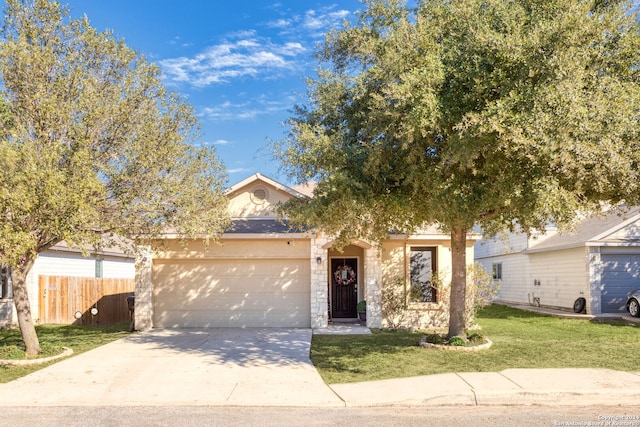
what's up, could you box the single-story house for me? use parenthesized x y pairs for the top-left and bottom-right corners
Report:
(474, 207), (640, 315)
(134, 173), (479, 330)
(0, 240), (135, 327)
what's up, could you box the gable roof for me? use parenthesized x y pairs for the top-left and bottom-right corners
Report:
(47, 234), (135, 259)
(526, 207), (640, 253)
(224, 173), (306, 199)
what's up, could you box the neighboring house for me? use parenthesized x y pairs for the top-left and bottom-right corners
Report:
(0, 241), (135, 328)
(474, 207), (640, 315)
(134, 173), (479, 330)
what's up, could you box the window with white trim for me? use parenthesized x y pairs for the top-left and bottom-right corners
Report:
(492, 262), (502, 280)
(95, 258), (104, 278)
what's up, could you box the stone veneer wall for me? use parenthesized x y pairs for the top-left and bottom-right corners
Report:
(134, 245), (153, 331)
(310, 235), (329, 328)
(364, 247), (382, 328)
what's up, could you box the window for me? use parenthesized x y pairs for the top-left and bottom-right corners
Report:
(409, 247), (437, 303)
(492, 263), (502, 280)
(95, 258), (104, 278)
(0, 266), (12, 299)
(250, 186), (268, 205)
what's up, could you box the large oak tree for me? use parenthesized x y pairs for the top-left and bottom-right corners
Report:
(275, 0), (640, 337)
(0, 0), (229, 354)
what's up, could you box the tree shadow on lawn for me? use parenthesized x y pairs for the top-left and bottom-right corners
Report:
(476, 304), (549, 320)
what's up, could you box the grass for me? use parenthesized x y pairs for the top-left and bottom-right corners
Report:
(2, 305), (639, 386)
(0, 323), (131, 383)
(311, 304), (640, 384)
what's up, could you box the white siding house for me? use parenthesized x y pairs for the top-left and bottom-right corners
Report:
(475, 208), (640, 315)
(0, 242), (135, 328)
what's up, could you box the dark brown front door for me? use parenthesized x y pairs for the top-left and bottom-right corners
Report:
(331, 258), (358, 318)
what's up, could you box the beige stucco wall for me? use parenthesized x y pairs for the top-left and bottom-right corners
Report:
(153, 238), (310, 260)
(227, 183), (292, 218)
(380, 238), (475, 330)
(136, 174), (480, 330)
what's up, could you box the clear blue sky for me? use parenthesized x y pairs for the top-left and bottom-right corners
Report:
(60, 0), (364, 186)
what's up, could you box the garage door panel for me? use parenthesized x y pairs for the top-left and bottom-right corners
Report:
(153, 258), (311, 327)
(157, 291), (309, 311)
(155, 305), (310, 328)
(601, 254), (640, 313)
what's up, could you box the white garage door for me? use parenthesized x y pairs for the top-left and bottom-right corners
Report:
(601, 254), (640, 313)
(152, 258), (311, 327)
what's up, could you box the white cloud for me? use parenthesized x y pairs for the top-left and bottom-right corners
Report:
(302, 7), (351, 31)
(266, 18), (291, 29)
(160, 36), (306, 87)
(159, 6), (352, 88)
(200, 96), (289, 122)
(303, 10), (324, 30)
(228, 167), (251, 175)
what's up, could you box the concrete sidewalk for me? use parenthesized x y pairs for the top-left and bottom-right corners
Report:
(330, 368), (640, 407)
(1, 328), (639, 407)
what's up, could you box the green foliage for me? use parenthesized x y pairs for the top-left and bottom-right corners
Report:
(0, 0), (229, 266)
(466, 262), (501, 326)
(448, 336), (466, 346)
(423, 333), (445, 345)
(311, 305), (640, 384)
(0, 323), (130, 383)
(467, 332), (485, 343)
(275, 0), (640, 338)
(422, 331), (486, 346)
(380, 277), (409, 329)
(0, 342), (61, 359)
(356, 300), (366, 312)
(0, 0), (229, 354)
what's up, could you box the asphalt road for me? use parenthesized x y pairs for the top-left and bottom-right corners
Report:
(2, 405), (640, 427)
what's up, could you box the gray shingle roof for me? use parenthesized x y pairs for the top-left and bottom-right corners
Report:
(226, 219), (308, 234)
(527, 207), (640, 253)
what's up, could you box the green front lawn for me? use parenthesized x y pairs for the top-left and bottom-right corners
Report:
(0, 323), (130, 383)
(311, 304), (640, 384)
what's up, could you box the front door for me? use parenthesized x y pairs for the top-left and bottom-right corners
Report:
(331, 258), (358, 318)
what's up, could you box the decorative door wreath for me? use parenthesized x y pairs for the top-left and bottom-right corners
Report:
(334, 264), (356, 286)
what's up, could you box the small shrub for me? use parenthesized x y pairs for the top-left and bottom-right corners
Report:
(381, 277), (409, 329)
(466, 263), (501, 327)
(0, 343), (65, 360)
(0, 345), (26, 360)
(467, 332), (485, 343)
(424, 333), (445, 345)
(448, 336), (466, 346)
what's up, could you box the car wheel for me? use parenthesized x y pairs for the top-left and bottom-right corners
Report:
(573, 297), (586, 314)
(629, 298), (640, 317)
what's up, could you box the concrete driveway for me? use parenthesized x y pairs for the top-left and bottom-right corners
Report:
(0, 328), (343, 407)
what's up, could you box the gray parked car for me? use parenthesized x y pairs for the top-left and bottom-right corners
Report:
(627, 290), (640, 317)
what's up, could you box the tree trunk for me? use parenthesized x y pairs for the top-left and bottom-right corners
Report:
(11, 259), (41, 355)
(448, 226), (467, 339)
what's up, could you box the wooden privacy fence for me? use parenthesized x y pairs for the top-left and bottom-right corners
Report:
(38, 276), (134, 326)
